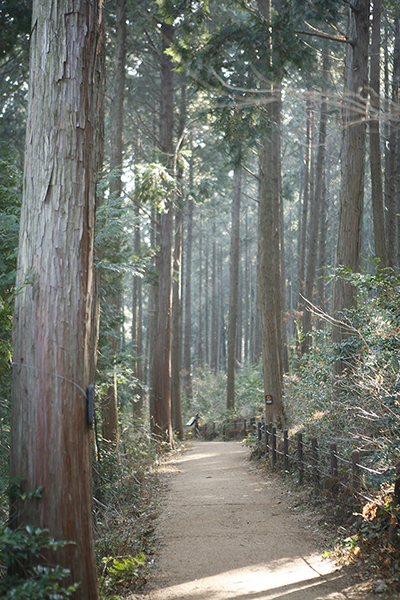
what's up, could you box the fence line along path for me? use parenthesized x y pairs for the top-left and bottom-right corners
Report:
(135, 440), (374, 600)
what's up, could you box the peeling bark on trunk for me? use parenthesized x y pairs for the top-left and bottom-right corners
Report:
(10, 2), (105, 597)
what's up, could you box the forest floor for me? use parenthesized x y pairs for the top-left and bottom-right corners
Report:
(130, 440), (393, 600)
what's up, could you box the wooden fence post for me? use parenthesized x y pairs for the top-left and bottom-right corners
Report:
(204, 423), (207, 440)
(272, 426), (277, 466)
(297, 432), (303, 484)
(265, 426), (269, 459)
(330, 442), (338, 478)
(213, 422), (216, 439)
(257, 422), (262, 445)
(283, 429), (289, 471)
(312, 437), (319, 490)
(243, 420), (246, 436)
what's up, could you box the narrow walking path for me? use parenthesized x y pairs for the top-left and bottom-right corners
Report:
(135, 441), (376, 600)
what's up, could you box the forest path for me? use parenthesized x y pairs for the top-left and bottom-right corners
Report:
(133, 440), (377, 600)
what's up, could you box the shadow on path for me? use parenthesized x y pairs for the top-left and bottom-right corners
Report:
(136, 441), (374, 600)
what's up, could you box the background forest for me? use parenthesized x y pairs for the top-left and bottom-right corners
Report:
(1, 0), (400, 598)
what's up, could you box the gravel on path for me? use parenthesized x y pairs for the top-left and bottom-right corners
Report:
(133, 440), (380, 600)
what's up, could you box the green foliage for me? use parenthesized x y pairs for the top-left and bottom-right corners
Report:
(0, 1), (32, 58)
(0, 479), (78, 600)
(285, 268), (400, 471)
(100, 553), (146, 596)
(93, 411), (163, 596)
(185, 362), (264, 424)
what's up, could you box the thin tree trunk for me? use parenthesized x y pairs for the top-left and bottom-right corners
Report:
(369, 0), (387, 269)
(204, 235), (209, 366)
(171, 208), (184, 438)
(302, 58), (328, 354)
(183, 192), (193, 397)
(211, 220), (217, 372)
(217, 247), (224, 371)
(197, 216), (203, 369)
(10, 2), (105, 596)
(171, 75), (186, 439)
(102, 0), (126, 451)
(280, 180), (289, 373)
(317, 151), (328, 321)
(227, 163), (242, 410)
(386, 18), (399, 268)
(148, 207), (158, 432)
(244, 212), (250, 362)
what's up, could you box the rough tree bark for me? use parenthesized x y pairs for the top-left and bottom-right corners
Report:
(10, 1), (105, 597)
(154, 22), (174, 443)
(332, 0), (369, 365)
(257, 0), (284, 423)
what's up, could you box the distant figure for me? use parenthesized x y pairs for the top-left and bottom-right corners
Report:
(186, 413), (200, 438)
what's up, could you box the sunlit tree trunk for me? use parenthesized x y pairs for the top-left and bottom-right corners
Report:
(10, 2), (105, 597)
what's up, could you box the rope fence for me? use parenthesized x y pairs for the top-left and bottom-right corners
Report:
(189, 417), (400, 510)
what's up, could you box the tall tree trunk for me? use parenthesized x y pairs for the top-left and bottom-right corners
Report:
(394, 18), (400, 269)
(148, 207), (158, 432)
(154, 22), (174, 443)
(132, 203), (143, 418)
(386, 17), (399, 268)
(183, 192), (193, 397)
(244, 212), (250, 362)
(204, 235), (209, 365)
(217, 247), (224, 371)
(171, 76), (186, 440)
(280, 181), (289, 373)
(317, 150), (328, 321)
(257, 0), (283, 424)
(302, 58), (328, 353)
(332, 0), (369, 367)
(297, 105), (312, 313)
(197, 216), (203, 369)
(211, 220), (217, 372)
(10, 2), (105, 596)
(101, 0), (126, 451)
(258, 90), (284, 424)
(227, 163), (242, 411)
(369, 0), (387, 269)
(171, 208), (184, 438)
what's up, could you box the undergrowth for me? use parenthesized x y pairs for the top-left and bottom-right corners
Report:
(93, 409), (171, 599)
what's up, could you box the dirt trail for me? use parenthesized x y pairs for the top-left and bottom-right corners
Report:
(134, 440), (378, 600)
